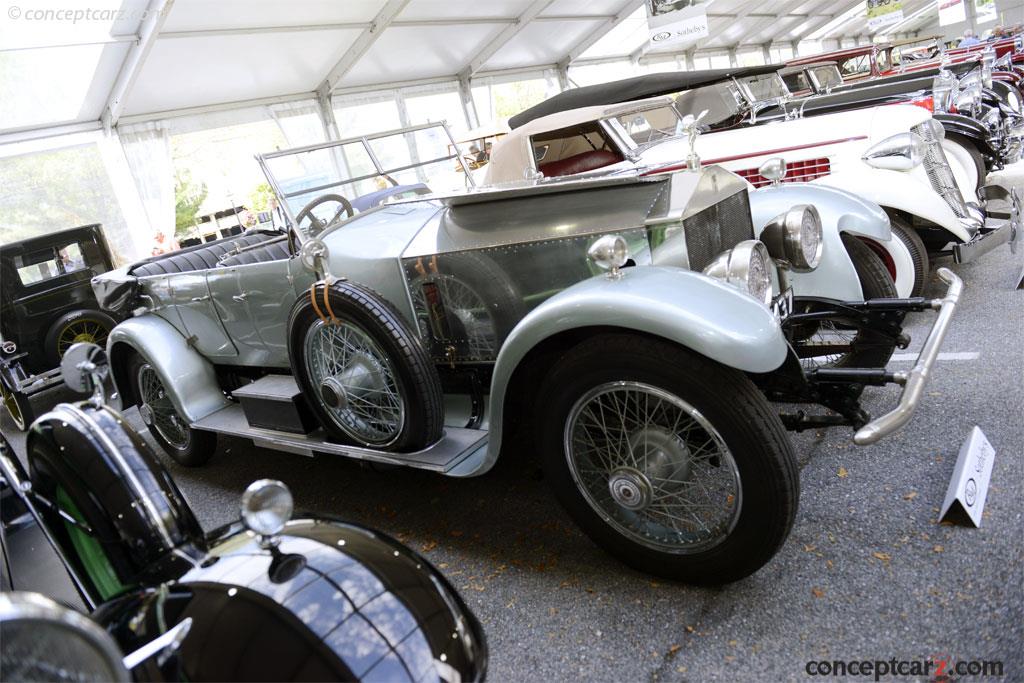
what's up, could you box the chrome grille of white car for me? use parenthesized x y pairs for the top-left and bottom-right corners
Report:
(683, 190), (756, 272)
(912, 122), (970, 218)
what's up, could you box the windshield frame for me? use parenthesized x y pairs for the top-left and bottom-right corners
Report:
(255, 121), (472, 244)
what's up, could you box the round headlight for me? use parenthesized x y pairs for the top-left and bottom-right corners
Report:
(587, 234), (629, 275)
(862, 132), (927, 171)
(241, 479), (293, 538)
(702, 240), (773, 306)
(759, 204), (823, 272)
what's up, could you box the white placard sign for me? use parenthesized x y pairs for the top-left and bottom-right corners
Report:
(938, 426), (996, 527)
(647, 0), (709, 48)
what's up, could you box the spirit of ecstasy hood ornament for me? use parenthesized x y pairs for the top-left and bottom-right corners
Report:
(681, 109), (708, 172)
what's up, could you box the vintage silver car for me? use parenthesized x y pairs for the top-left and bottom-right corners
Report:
(92, 123), (960, 584)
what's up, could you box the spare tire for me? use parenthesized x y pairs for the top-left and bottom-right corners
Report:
(27, 403), (205, 605)
(288, 281), (444, 451)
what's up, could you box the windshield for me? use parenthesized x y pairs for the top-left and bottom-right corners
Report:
(735, 73), (791, 104)
(611, 105), (685, 149)
(672, 81), (746, 128)
(258, 123), (470, 241)
(809, 65), (843, 91)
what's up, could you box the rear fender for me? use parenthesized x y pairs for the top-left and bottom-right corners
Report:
(453, 267), (788, 477)
(812, 169), (971, 243)
(107, 315), (228, 424)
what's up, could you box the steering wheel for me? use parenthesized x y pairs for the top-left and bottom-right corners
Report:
(295, 194), (355, 235)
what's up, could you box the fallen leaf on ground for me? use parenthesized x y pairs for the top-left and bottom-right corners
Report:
(903, 491), (918, 500)
(838, 467), (849, 478)
(933, 545), (944, 553)
(811, 587), (825, 598)
(873, 551), (892, 563)
(420, 540), (437, 552)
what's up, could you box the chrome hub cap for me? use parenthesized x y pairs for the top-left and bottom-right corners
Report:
(564, 381), (741, 554)
(608, 468), (652, 511)
(305, 320), (404, 446)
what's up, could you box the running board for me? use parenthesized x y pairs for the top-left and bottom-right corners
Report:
(191, 404), (488, 473)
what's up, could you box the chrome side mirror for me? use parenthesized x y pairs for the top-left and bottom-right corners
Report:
(60, 343), (109, 407)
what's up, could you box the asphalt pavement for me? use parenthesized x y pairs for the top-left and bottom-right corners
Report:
(3, 171), (1022, 682)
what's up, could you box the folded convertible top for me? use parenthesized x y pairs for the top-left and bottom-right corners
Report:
(508, 64), (782, 129)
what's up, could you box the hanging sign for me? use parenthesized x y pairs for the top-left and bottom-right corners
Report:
(647, 0), (709, 48)
(974, 0), (997, 23)
(938, 0), (966, 26)
(866, 0), (905, 30)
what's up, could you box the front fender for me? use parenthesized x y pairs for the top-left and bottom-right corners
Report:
(813, 168), (971, 242)
(457, 267), (788, 478)
(108, 315), (228, 423)
(749, 184), (888, 300)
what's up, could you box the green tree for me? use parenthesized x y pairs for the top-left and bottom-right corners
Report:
(174, 171), (207, 237)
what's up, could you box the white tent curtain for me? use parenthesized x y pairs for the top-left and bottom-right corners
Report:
(118, 121), (175, 245)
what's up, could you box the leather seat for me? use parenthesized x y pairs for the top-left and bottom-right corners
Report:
(128, 231), (282, 277)
(217, 238), (291, 267)
(539, 149), (623, 178)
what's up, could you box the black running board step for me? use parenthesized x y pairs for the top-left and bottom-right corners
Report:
(231, 375), (316, 434)
(192, 404), (488, 473)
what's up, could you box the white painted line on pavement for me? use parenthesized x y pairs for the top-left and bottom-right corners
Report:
(890, 351), (980, 362)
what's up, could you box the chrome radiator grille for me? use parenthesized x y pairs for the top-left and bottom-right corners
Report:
(912, 122), (969, 218)
(683, 190), (756, 272)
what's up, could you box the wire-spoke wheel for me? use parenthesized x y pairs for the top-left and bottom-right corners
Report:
(539, 334), (798, 584)
(44, 310), (117, 366)
(565, 381), (741, 553)
(1, 381), (31, 431)
(128, 355), (214, 467)
(794, 234), (899, 373)
(289, 281), (443, 452)
(304, 319), (406, 446)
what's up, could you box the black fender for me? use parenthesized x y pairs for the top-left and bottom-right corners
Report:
(934, 113), (1000, 162)
(26, 402), (204, 606)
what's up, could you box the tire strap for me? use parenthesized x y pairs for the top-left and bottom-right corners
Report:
(322, 284), (338, 323)
(309, 283), (327, 323)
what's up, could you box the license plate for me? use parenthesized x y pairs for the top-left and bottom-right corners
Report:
(772, 287), (793, 320)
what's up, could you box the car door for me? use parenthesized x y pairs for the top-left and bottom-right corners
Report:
(208, 257), (303, 368)
(167, 273), (238, 359)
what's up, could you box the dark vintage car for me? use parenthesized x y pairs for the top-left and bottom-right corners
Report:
(1, 224), (119, 429)
(0, 344), (486, 682)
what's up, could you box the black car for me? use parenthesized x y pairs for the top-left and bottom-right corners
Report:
(1, 224), (118, 429)
(0, 344), (487, 682)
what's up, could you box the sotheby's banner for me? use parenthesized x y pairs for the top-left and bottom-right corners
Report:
(975, 0), (997, 23)
(938, 0), (967, 26)
(866, 0), (905, 30)
(646, 0), (709, 48)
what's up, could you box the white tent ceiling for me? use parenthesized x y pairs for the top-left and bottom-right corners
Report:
(0, 0), (991, 141)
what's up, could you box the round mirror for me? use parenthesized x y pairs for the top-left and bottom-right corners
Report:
(298, 238), (330, 274)
(59, 343), (108, 394)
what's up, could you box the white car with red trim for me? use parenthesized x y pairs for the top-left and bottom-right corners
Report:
(488, 69), (1020, 297)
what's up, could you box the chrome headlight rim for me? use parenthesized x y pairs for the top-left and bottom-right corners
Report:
(759, 204), (824, 272)
(702, 239), (773, 306)
(861, 132), (927, 171)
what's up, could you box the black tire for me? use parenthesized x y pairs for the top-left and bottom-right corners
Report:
(946, 133), (986, 191)
(887, 214), (929, 298)
(408, 250), (524, 361)
(1, 381), (33, 431)
(289, 281), (443, 451)
(44, 309), (117, 366)
(537, 334), (799, 585)
(809, 235), (898, 372)
(127, 354), (216, 467)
